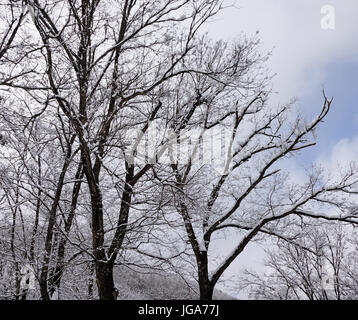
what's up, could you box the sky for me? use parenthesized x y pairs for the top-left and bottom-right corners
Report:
(203, 0), (358, 299)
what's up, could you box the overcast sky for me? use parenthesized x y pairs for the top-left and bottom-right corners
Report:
(203, 0), (358, 299)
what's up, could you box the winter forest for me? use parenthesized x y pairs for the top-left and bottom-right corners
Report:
(0, 0), (358, 301)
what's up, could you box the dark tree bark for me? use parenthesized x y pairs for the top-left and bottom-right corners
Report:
(95, 261), (117, 300)
(198, 252), (214, 300)
(48, 163), (83, 297)
(39, 135), (76, 300)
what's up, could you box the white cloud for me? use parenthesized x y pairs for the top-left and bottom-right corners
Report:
(281, 136), (358, 185)
(316, 135), (358, 173)
(204, 2), (358, 297)
(205, 0), (358, 101)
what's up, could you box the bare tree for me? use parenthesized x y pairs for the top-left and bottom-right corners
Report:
(0, 97), (87, 299)
(146, 69), (358, 299)
(2, 0), (227, 299)
(0, 0), (357, 301)
(0, 1), (27, 82)
(239, 223), (358, 300)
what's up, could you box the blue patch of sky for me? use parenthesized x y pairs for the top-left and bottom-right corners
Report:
(294, 59), (358, 166)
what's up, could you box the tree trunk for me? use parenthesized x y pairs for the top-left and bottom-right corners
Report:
(198, 257), (214, 301)
(199, 280), (214, 300)
(80, 142), (118, 300)
(48, 163), (83, 297)
(87, 262), (94, 300)
(95, 261), (117, 300)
